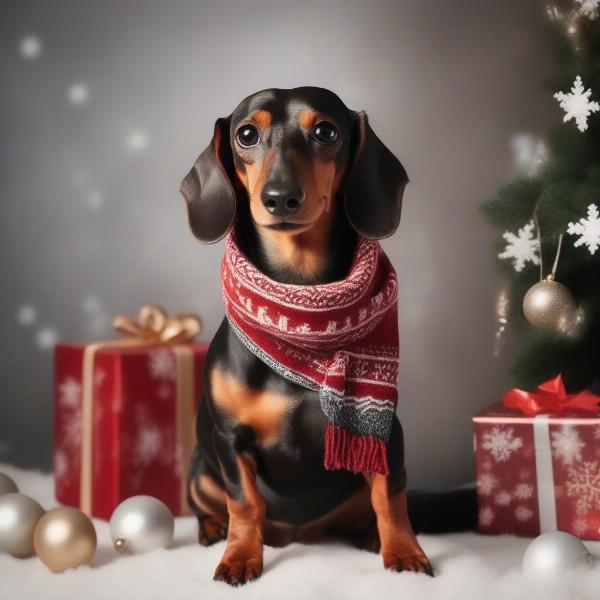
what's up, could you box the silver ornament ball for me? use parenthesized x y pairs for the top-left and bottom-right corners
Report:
(0, 493), (45, 558)
(523, 276), (576, 330)
(0, 472), (18, 497)
(109, 495), (174, 554)
(522, 531), (593, 580)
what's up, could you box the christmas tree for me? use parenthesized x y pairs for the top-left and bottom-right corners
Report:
(481, 0), (600, 391)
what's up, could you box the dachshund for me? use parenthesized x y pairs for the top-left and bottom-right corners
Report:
(180, 87), (475, 586)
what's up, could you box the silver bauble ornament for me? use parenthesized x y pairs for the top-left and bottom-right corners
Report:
(522, 531), (593, 580)
(0, 493), (45, 558)
(0, 472), (18, 496)
(523, 275), (576, 330)
(33, 506), (97, 572)
(109, 495), (174, 554)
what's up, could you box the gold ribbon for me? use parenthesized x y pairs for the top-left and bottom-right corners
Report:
(79, 305), (203, 516)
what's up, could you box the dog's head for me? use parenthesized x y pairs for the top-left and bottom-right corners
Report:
(180, 87), (408, 243)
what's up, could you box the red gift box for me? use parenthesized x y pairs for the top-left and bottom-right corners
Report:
(53, 305), (208, 520)
(473, 375), (600, 540)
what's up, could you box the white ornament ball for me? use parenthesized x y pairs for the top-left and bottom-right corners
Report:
(522, 531), (593, 580)
(109, 496), (174, 554)
(0, 472), (18, 496)
(0, 493), (45, 558)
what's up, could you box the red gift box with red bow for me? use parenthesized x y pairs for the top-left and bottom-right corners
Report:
(473, 375), (600, 540)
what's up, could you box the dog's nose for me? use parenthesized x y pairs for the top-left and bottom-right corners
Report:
(261, 182), (305, 217)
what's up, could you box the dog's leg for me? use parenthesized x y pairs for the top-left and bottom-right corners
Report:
(366, 419), (434, 576)
(212, 431), (265, 586)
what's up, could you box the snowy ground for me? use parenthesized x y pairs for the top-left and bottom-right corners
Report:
(1, 464), (599, 600)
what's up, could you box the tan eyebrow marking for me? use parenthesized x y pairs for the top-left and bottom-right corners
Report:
(249, 110), (272, 129)
(299, 110), (318, 129)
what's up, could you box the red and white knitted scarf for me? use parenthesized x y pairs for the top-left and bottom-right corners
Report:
(221, 232), (399, 475)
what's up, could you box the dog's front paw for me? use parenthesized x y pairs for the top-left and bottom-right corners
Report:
(213, 557), (262, 586)
(382, 551), (434, 576)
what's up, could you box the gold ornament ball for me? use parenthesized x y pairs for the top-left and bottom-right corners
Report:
(523, 277), (576, 330)
(0, 493), (45, 558)
(33, 507), (97, 573)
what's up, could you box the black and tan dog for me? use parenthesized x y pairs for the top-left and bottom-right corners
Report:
(180, 87), (474, 586)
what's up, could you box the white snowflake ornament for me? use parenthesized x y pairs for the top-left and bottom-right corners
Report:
(567, 203), (600, 254)
(498, 221), (540, 272)
(554, 76), (600, 132)
(482, 426), (523, 462)
(576, 0), (600, 19)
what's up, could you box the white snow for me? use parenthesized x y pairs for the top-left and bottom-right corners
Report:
(554, 76), (600, 133)
(1, 465), (600, 600)
(567, 203), (600, 255)
(498, 221), (540, 272)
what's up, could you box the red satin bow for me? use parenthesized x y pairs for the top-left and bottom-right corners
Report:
(502, 374), (600, 416)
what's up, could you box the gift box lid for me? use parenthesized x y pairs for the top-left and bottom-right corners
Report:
(473, 401), (600, 425)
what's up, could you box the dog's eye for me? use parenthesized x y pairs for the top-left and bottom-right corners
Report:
(236, 125), (259, 147)
(313, 121), (338, 144)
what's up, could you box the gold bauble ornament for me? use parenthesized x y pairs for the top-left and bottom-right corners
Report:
(33, 507), (96, 573)
(523, 275), (577, 331)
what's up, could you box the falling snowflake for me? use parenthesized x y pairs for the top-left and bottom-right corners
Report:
(573, 517), (589, 538)
(59, 377), (82, 408)
(567, 203), (600, 255)
(477, 473), (498, 496)
(515, 505), (534, 522)
(19, 35), (42, 60)
(576, 0), (600, 19)
(134, 425), (163, 466)
(126, 129), (149, 153)
(494, 491), (513, 507)
(482, 426), (523, 462)
(86, 190), (104, 210)
(554, 76), (600, 132)
(36, 326), (59, 350)
(551, 425), (585, 466)
(479, 506), (495, 527)
(513, 483), (534, 500)
(566, 461), (600, 514)
(511, 134), (548, 177)
(148, 348), (177, 381)
(67, 83), (90, 106)
(16, 304), (37, 326)
(498, 221), (540, 272)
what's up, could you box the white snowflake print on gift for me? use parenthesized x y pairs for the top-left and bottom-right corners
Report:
(59, 377), (82, 408)
(513, 483), (534, 500)
(477, 473), (498, 496)
(566, 461), (600, 514)
(498, 221), (540, 272)
(567, 204), (600, 255)
(482, 426), (523, 462)
(494, 491), (513, 507)
(148, 348), (177, 380)
(515, 505), (534, 522)
(479, 506), (495, 527)
(551, 425), (585, 466)
(134, 425), (163, 467)
(554, 76), (600, 132)
(573, 517), (589, 538)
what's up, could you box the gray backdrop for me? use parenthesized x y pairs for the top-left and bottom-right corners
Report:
(0, 0), (556, 490)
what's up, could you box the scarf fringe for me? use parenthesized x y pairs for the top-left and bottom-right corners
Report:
(324, 424), (389, 475)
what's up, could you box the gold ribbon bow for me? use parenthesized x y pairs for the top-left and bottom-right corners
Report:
(113, 304), (202, 344)
(79, 304), (202, 516)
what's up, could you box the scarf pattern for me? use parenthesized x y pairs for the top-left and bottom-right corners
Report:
(221, 232), (399, 474)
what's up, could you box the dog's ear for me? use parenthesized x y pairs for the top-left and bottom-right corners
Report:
(344, 111), (408, 239)
(180, 116), (236, 244)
